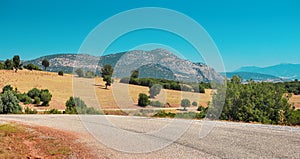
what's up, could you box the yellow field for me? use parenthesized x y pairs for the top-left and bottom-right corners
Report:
(1, 70), (299, 111)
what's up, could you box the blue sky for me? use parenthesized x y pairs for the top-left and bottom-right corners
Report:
(0, 0), (299, 71)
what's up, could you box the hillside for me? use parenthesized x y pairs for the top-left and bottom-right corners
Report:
(222, 72), (283, 82)
(235, 63), (300, 80)
(24, 48), (223, 82)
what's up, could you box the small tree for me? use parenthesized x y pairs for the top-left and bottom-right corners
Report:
(13, 55), (22, 72)
(0, 62), (5, 69)
(0, 91), (22, 114)
(149, 84), (162, 98)
(75, 68), (84, 77)
(138, 93), (149, 107)
(2, 85), (13, 93)
(4, 59), (14, 70)
(42, 59), (50, 71)
(130, 70), (139, 79)
(40, 89), (52, 106)
(192, 101), (198, 106)
(101, 65), (114, 89)
(58, 71), (64, 76)
(34, 96), (41, 105)
(181, 99), (191, 111)
(27, 88), (41, 98)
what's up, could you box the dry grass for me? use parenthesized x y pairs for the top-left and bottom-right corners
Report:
(290, 95), (300, 109)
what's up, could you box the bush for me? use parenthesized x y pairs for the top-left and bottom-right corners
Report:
(287, 109), (300, 125)
(138, 93), (149, 107)
(24, 63), (41, 71)
(2, 85), (13, 93)
(149, 84), (162, 98)
(149, 100), (164, 107)
(27, 88), (41, 98)
(75, 68), (84, 77)
(58, 71), (64, 76)
(153, 110), (176, 118)
(0, 91), (22, 114)
(46, 109), (62, 114)
(34, 96), (41, 105)
(197, 105), (205, 111)
(24, 107), (38, 114)
(192, 101), (198, 106)
(85, 71), (95, 78)
(181, 99), (191, 111)
(40, 89), (52, 106)
(17, 93), (32, 105)
(65, 96), (100, 114)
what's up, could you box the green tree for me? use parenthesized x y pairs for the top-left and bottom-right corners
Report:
(24, 63), (41, 71)
(65, 97), (88, 114)
(101, 65), (114, 89)
(58, 71), (64, 76)
(0, 91), (22, 114)
(4, 59), (14, 70)
(138, 93), (149, 107)
(42, 59), (50, 70)
(192, 101), (198, 106)
(75, 68), (84, 77)
(0, 62), (5, 69)
(181, 99), (191, 111)
(27, 88), (41, 98)
(2, 85), (13, 93)
(13, 55), (22, 72)
(85, 71), (95, 78)
(149, 84), (162, 98)
(40, 89), (52, 106)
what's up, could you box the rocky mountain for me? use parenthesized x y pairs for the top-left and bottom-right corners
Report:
(235, 63), (300, 80)
(24, 48), (223, 82)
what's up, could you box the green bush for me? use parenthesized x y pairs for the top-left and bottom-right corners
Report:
(287, 109), (300, 125)
(192, 101), (198, 106)
(153, 110), (176, 118)
(17, 93), (32, 105)
(181, 99), (191, 111)
(0, 91), (22, 114)
(138, 93), (149, 107)
(46, 109), (62, 114)
(40, 89), (52, 106)
(2, 85), (13, 93)
(24, 63), (41, 71)
(34, 96), (41, 105)
(65, 96), (101, 114)
(24, 107), (38, 114)
(149, 100), (164, 107)
(27, 88), (41, 98)
(58, 71), (64, 76)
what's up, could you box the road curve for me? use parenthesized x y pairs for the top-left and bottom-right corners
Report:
(0, 115), (299, 159)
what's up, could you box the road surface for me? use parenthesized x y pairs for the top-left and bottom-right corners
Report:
(0, 115), (299, 158)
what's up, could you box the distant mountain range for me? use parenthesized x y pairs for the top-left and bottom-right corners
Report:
(221, 72), (283, 82)
(235, 63), (300, 81)
(24, 48), (223, 82)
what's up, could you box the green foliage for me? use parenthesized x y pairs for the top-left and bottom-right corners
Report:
(181, 99), (191, 111)
(4, 59), (14, 70)
(192, 101), (198, 106)
(149, 84), (162, 98)
(34, 96), (41, 105)
(17, 93), (32, 104)
(45, 109), (62, 114)
(130, 70), (139, 79)
(138, 93), (149, 107)
(0, 62), (4, 69)
(40, 89), (52, 106)
(27, 88), (41, 98)
(101, 64), (114, 89)
(24, 63), (41, 71)
(0, 91), (22, 114)
(65, 97), (101, 114)
(24, 107), (38, 114)
(287, 109), (300, 125)
(149, 100), (164, 107)
(2, 85), (13, 93)
(210, 76), (295, 124)
(13, 55), (22, 72)
(42, 59), (50, 70)
(75, 68), (84, 77)
(58, 71), (64, 76)
(276, 80), (300, 95)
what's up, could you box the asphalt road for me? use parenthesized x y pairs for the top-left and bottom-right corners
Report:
(0, 115), (299, 159)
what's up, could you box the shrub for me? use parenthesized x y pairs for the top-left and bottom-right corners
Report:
(197, 105), (206, 111)
(149, 84), (162, 98)
(40, 89), (52, 106)
(0, 91), (22, 114)
(24, 107), (38, 114)
(75, 68), (84, 77)
(34, 96), (41, 105)
(58, 71), (64, 76)
(153, 110), (176, 118)
(65, 96), (100, 114)
(17, 93), (32, 104)
(138, 93), (149, 107)
(85, 71), (95, 78)
(149, 100), (164, 107)
(24, 63), (41, 71)
(46, 109), (62, 114)
(2, 85), (13, 93)
(181, 99), (191, 111)
(27, 88), (41, 98)
(192, 101), (198, 107)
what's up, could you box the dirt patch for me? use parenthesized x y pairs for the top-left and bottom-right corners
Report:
(0, 122), (97, 158)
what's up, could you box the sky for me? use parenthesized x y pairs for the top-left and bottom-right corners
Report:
(0, 0), (300, 72)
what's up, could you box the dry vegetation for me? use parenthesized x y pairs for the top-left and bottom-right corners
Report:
(0, 70), (299, 112)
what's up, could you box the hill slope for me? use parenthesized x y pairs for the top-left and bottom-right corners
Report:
(24, 49), (223, 82)
(236, 64), (300, 80)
